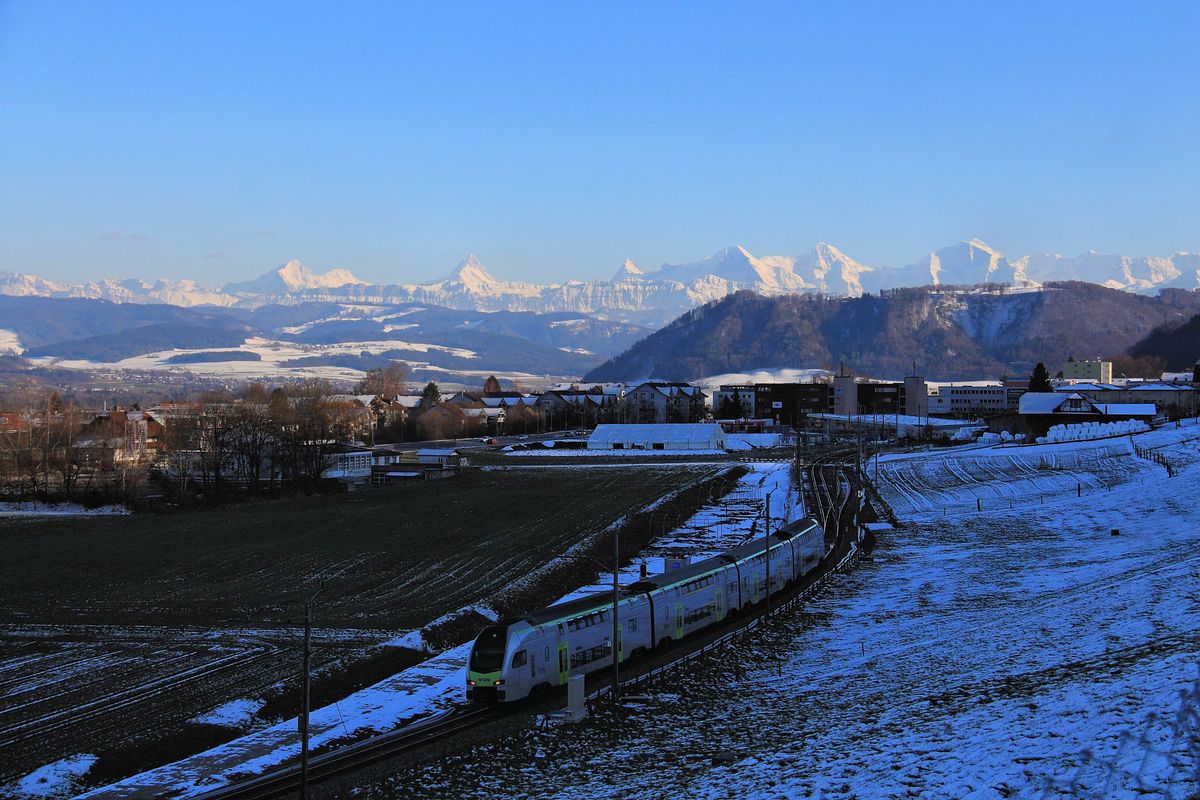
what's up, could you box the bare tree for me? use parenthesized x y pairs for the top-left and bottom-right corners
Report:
(47, 405), (85, 500)
(356, 362), (409, 400)
(229, 402), (275, 492)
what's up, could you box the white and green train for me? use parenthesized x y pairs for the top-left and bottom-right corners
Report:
(466, 517), (826, 703)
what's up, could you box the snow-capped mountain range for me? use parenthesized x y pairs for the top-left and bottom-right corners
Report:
(3, 242), (1196, 328)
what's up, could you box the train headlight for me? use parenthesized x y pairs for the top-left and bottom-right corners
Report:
(467, 680), (476, 686)
(494, 679), (504, 685)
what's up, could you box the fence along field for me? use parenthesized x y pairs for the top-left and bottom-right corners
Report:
(0, 466), (716, 789)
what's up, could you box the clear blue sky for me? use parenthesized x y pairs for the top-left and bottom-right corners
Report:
(1, 1), (1197, 285)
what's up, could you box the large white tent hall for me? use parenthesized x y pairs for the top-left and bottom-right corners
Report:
(586, 423), (727, 451)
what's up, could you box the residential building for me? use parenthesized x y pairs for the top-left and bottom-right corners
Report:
(538, 389), (612, 429)
(625, 382), (707, 424)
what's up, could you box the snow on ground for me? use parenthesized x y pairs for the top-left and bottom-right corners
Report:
(9, 754), (96, 799)
(0, 501), (129, 517)
(82, 461), (797, 799)
(505, 447), (727, 457)
(378, 424), (1200, 799)
(77, 645), (472, 799)
(557, 462), (799, 604)
(190, 699), (262, 728)
(22, 336), (480, 384)
(695, 367), (831, 388)
(0, 328), (22, 354)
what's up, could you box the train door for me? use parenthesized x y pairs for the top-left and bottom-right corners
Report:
(716, 587), (724, 621)
(557, 642), (569, 685)
(674, 603), (684, 639)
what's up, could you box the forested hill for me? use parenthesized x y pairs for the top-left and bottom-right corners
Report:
(584, 283), (1200, 382)
(1129, 311), (1200, 370)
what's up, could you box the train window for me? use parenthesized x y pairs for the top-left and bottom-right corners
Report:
(511, 650), (527, 668)
(558, 623), (564, 635)
(544, 647), (550, 661)
(628, 618), (637, 632)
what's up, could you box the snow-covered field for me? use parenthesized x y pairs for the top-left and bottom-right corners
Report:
(371, 425), (1200, 799)
(23, 335), (478, 384)
(0, 328), (22, 354)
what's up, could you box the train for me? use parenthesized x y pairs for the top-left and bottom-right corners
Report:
(466, 516), (827, 703)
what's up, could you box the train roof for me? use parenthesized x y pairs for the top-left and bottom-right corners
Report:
(716, 535), (781, 564)
(516, 517), (824, 624)
(522, 591), (625, 626)
(780, 517), (821, 537)
(625, 553), (734, 592)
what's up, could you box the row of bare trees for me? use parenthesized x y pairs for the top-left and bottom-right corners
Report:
(0, 378), (370, 505)
(0, 386), (141, 502)
(158, 381), (368, 501)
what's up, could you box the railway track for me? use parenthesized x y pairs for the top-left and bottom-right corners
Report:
(166, 451), (866, 800)
(189, 706), (497, 800)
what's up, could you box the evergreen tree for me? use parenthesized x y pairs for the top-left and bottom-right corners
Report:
(483, 375), (502, 393)
(421, 381), (440, 405)
(1029, 362), (1053, 392)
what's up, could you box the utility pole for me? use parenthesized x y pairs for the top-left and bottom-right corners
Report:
(611, 524), (621, 703)
(855, 427), (863, 535)
(764, 489), (775, 618)
(300, 580), (324, 800)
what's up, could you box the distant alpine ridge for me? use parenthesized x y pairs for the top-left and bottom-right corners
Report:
(3, 241), (1197, 328)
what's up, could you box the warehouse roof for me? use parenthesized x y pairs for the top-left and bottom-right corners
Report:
(587, 423), (726, 447)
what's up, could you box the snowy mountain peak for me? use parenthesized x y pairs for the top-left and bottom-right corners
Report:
(798, 242), (873, 296)
(613, 259), (644, 280)
(225, 260), (366, 294)
(443, 255), (500, 292)
(963, 238), (1000, 254)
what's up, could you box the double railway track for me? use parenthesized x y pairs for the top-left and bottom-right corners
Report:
(170, 450), (866, 800)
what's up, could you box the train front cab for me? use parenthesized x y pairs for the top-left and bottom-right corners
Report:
(467, 624), (508, 703)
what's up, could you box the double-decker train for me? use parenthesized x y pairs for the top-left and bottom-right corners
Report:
(466, 516), (826, 703)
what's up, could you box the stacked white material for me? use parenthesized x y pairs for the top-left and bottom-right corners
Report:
(952, 426), (987, 442)
(1034, 419), (1150, 445)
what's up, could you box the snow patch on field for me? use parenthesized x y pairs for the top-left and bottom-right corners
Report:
(506, 448), (727, 457)
(191, 699), (262, 728)
(10, 754), (96, 798)
(0, 501), (129, 517)
(23, 335), (479, 383)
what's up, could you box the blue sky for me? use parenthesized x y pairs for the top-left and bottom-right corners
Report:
(1, 1), (1197, 285)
